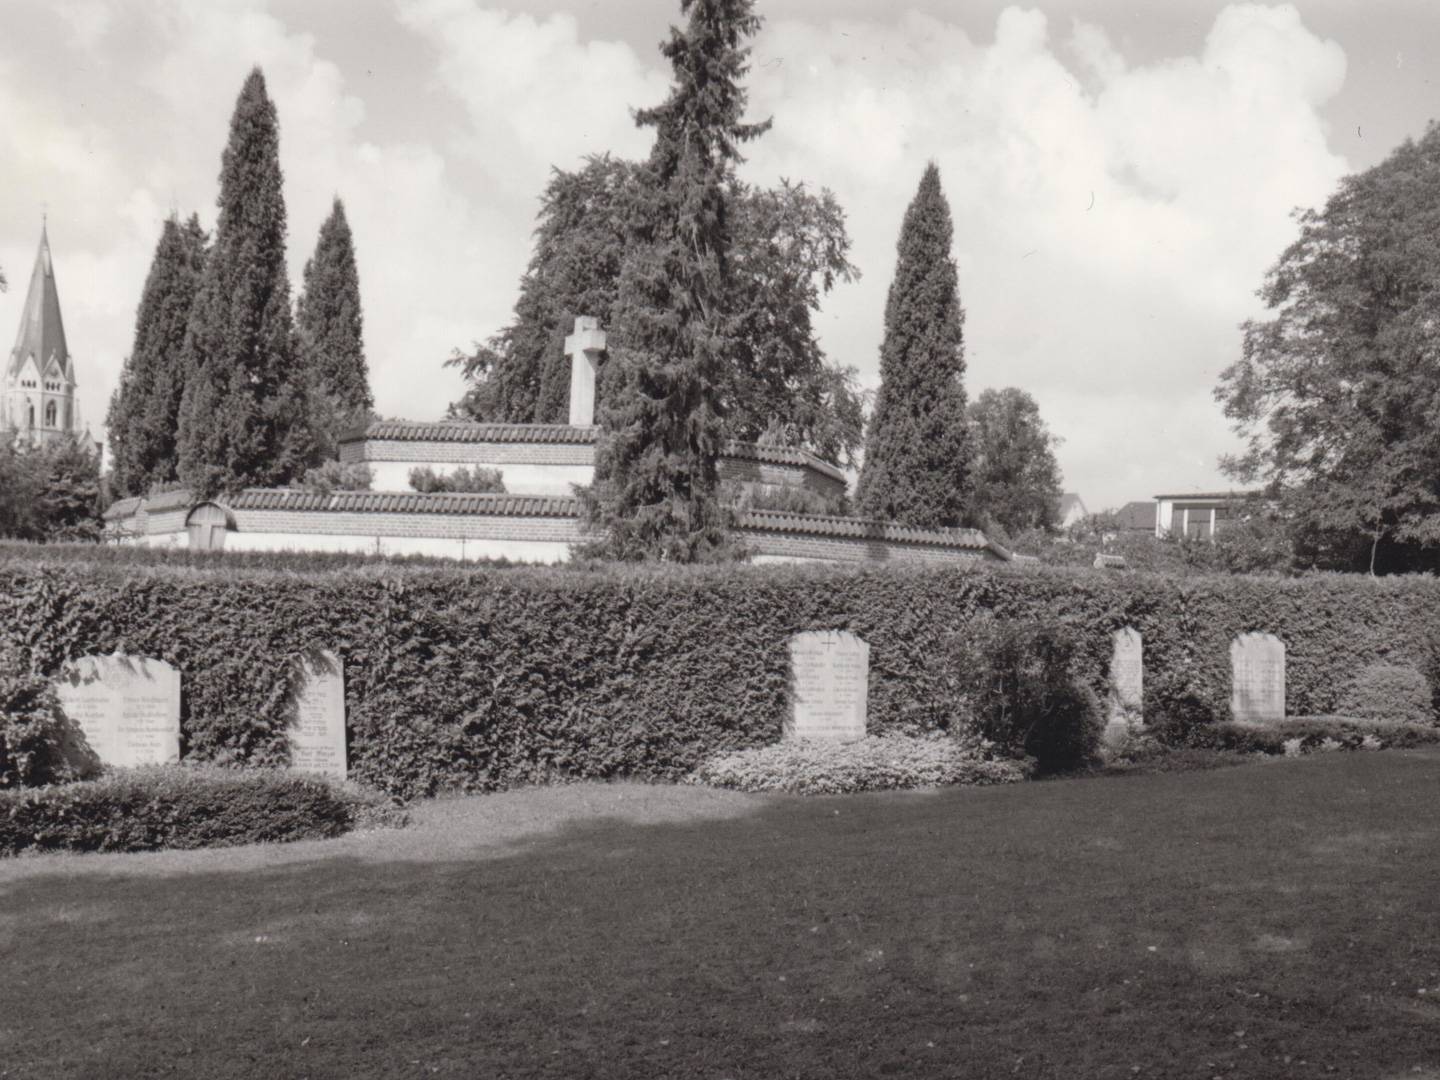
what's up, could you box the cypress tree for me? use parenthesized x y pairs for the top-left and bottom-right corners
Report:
(855, 163), (972, 527)
(177, 68), (315, 499)
(106, 214), (207, 496)
(581, 0), (770, 561)
(297, 197), (373, 453)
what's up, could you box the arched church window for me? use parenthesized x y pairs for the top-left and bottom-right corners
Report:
(27, 403), (35, 428)
(44, 401), (57, 427)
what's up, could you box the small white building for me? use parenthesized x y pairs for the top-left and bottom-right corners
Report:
(1154, 490), (1263, 540)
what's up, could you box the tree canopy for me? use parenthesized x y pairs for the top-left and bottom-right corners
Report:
(449, 158), (863, 467)
(106, 214), (208, 497)
(177, 68), (315, 499)
(581, 0), (773, 561)
(1217, 123), (1440, 573)
(855, 163), (972, 528)
(0, 435), (102, 542)
(297, 197), (373, 455)
(967, 387), (1063, 537)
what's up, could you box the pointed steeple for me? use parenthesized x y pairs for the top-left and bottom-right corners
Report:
(8, 223), (71, 383)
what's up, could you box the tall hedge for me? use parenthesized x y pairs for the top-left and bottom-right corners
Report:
(2, 548), (1438, 797)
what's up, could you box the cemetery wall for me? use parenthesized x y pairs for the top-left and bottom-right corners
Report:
(5, 551), (1440, 796)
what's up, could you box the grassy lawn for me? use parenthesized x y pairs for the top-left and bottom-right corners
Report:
(3, 752), (1440, 1079)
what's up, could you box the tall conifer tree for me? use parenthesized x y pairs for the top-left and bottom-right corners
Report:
(581, 0), (770, 561)
(855, 163), (972, 527)
(106, 214), (208, 496)
(297, 197), (373, 454)
(177, 68), (315, 498)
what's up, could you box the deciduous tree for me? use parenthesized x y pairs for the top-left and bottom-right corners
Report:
(967, 387), (1063, 537)
(1217, 123), (1440, 574)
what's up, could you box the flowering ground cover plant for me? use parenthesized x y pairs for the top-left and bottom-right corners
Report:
(689, 734), (1029, 794)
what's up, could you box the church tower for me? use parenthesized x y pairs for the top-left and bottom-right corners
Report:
(4, 223), (84, 446)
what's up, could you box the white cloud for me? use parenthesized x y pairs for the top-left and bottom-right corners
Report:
(741, 3), (1349, 506)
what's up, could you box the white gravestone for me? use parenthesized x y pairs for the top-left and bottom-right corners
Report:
(1104, 627), (1144, 745)
(54, 654), (181, 767)
(786, 631), (869, 742)
(290, 651), (347, 780)
(1231, 632), (1285, 723)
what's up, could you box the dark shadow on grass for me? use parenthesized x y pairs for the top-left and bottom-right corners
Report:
(3, 751), (1440, 1079)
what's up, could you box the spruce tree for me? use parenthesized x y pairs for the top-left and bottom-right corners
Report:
(106, 214), (207, 496)
(581, 0), (770, 561)
(855, 163), (972, 527)
(297, 197), (373, 454)
(177, 68), (315, 499)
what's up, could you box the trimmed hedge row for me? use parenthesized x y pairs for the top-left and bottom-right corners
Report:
(0, 766), (400, 855)
(4, 547), (1440, 796)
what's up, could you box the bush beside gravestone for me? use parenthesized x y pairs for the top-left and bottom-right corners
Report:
(1336, 663), (1434, 727)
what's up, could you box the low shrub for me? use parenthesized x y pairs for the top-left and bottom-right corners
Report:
(0, 765), (404, 855)
(689, 735), (1030, 795)
(1143, 671), (1221, 747)
(968, 621), (1104, 773)
(1211, 716), (1440, 756)
(296, 460), (374, 495)
(408, 465), (506, 494)
(1336, 663), (1434, 726)
(0, 657), (94, 789)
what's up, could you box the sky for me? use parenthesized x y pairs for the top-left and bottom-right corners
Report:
(3, 0), (1439, 511)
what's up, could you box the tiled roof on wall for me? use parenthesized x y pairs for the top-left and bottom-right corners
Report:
(228, 490), (582, 517)
(342, 421), (599, 445)
(736, 509), (1009, 557)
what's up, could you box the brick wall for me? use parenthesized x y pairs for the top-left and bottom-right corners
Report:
(743, 530), (991, 565)
(341, 439), (595, 466)
(717, 458), (847, 501)
(231, 508), (582, 543)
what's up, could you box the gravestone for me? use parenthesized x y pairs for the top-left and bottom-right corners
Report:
(53, 654), (181, 767)
(1104, 627), (1144, 745)
(289, 651), (347, 780)
(786, 631), (869, 742)
(1231, 632), (1285, 723)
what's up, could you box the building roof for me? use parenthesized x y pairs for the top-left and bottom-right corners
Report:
(102, 495), (145, 522)
(8, 225), (71, 382)
(735, 508), (1009, 557)
(1112, 500), (1156, 531)
(226, 489), (583, 517)
(1152, 489), (1263, 501)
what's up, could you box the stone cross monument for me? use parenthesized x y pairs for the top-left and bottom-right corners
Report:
(564, 316), (607, 427)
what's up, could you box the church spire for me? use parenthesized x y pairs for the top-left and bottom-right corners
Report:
(8, 222), (71, 383)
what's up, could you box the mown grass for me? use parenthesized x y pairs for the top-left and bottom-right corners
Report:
(3, 752), (1439, 1079)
